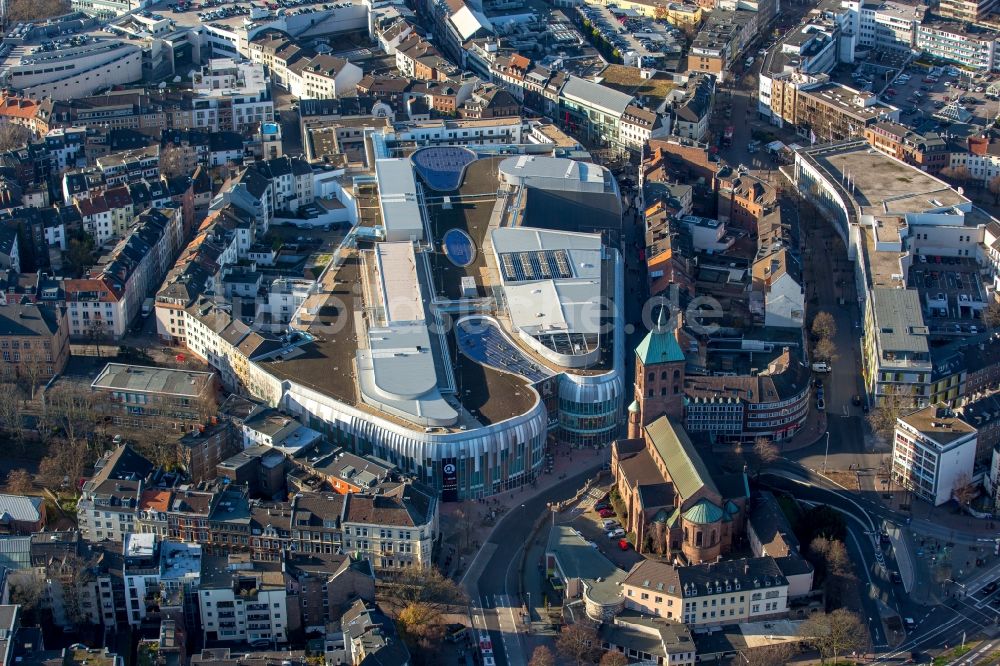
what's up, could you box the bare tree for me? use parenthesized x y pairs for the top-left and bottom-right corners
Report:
(753, 436), (780, 477)
(812, 311), (836, 340)
(41, 385), (98, 453)
(989, 175), (1000, 204)
(940, 165), (972, 190)
(866, 385), (914, 442)
(36, 437), (90, 493)
(814, 338), (838, 363)
(5, 0), (69, 23)
(85, 318), (108, 358)
(5, 468), (34, 495)
(449, 506), (476, 552)
(0, 382), (25, 445)
(19, 350), (47, 401)
(54, 553), (96, 627)
(529, 646), (556, 666)
(0, 124), (30, 152)
(599, 651), (629, 666)
(557, 624), (601, 666)
(119, 425), (180, 470)
(8, 571), (45, 612)
(649, 518), (667, 556)
(952, 471), (978, 507)
(984, 300), (1000, 330)
(800, 609), (868, 664)
(389, 569), (467, 657)
(742, 642), (799, 666)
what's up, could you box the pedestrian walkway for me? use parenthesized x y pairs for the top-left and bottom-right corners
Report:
(780, 407), (827, 453)
(441, 445), (609, 582)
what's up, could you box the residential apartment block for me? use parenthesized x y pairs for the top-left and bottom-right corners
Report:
(892, 404), (978, 506)
(198, 554), (287, 645)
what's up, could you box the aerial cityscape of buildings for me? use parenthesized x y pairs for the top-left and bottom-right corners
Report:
(0, 0), (995, 662)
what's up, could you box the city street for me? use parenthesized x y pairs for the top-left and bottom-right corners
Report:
(465, 462), (607, 666)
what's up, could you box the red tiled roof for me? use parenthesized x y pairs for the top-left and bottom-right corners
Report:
(0, 97), (41, 120)
(140, 489), (172, 512)
(76, 195), (109, 217)
(64, 278), (121, 302)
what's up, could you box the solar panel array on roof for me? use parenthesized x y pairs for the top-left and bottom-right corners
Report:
(499, 250), (573, 282)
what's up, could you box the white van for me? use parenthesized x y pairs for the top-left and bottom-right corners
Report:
(745, 56), (754, 67)
(811, 362), (832, 373)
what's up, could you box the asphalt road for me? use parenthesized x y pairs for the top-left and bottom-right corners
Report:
(760, 471), (894, 649)
(763, 463), (1000, 661)
(471, 463), (606, 666)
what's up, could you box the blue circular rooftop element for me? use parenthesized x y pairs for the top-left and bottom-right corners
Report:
(443, 228), (476, 267)
(411, 146), (477, 191)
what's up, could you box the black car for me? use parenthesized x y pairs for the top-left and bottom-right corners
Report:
(984, 580), (999, 594)
(891, 571), (902, 584)
(852, 394), (862, 406)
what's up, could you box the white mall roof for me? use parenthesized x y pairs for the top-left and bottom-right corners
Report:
(492, 227), (603, 339)
(375, 242), (422, 323)
(499, 155), (612, 194)
(376, 159), (424, 242)
(357, 242), (458, 427)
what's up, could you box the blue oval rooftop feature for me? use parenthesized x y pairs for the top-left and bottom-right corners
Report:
(443, 228), (476, 268)
(411, 146), (477, 191)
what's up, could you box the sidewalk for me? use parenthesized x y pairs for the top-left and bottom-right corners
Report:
(780, 407), (827, 453)
(440, 444), (610, 582)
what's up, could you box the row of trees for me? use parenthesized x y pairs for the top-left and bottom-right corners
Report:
(0, 382), (221, 496)
(378, 568), (468, 664)
(3, 0), (68, 23)
(811, 311), (838, 364)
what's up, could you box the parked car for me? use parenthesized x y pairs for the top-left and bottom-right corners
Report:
(602, 519), (620, 530)
(598, 508), (614, 518)
(594, 501), (609, 511)
(811, 362), (832, 373)
(618, 538), (631, 551)
(852, 394), (862, 406)
(817, 398), (826, 411)
(607, 528), (626, 538)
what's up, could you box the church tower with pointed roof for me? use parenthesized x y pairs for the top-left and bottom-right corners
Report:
(633, 306), (686, 427)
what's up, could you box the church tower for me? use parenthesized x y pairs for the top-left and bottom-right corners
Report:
(627, 400), (641, 439)
(633, 306), (686, 426)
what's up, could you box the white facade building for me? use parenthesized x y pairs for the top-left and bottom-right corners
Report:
(892, 405), (978, 506)
(199, 556), (287, 644)
(191, 59), (275, 133)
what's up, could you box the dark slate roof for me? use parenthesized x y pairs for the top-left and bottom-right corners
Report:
(0, 303), (62, 336)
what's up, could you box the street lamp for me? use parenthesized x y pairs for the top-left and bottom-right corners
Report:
(823, 431), (831, 474)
